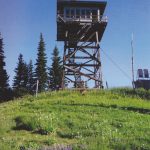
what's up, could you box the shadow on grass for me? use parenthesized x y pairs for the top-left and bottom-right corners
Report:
(13, 116), (31, 131)
(13, 116), (53, 135)
(59, 103), (150, 115)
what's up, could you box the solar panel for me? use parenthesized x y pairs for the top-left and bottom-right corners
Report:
(144, 69), (149, 78)
(137, 69), (144, 78)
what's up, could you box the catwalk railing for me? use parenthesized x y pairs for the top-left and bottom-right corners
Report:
(57, 14), (108, 23)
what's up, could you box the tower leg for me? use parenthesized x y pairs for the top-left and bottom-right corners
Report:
(95, 31), (103, 88)
(61, 31), (68, 89)
(61, 43), (66, 89)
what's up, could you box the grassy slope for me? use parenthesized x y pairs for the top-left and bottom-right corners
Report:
(0, 90), (150, 150)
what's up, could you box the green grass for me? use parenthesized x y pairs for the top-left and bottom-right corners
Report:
(0, 89), (150, 150)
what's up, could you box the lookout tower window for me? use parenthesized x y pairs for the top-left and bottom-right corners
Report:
(81, 9), (86, 19)
(86, 9), (91, 19)
(70, 9), (75, 18)
(76, 9), (80, 18)
(66, 8), (70, 18)
(64, 7), (100, 21)
(92, 9), (98, 21)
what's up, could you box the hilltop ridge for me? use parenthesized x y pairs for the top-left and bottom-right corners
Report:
(0, 88), (150, 150)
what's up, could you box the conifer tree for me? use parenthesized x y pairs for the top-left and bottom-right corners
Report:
(13, 54), (28, 96)
(28, 60), (34, 93)
(35, 33), (48, 92)
(49, 46), (62, 90)
(0, 33), (10, 101)
(23, 62), (29, 89)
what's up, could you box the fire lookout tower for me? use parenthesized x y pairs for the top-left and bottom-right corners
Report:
(57, 0), (107, 88)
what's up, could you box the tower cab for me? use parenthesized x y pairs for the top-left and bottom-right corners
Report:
(57, 0), (107, 42)
(57, 0), (107, 23)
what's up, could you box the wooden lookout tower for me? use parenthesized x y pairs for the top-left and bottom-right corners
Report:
(57, 0), (108, 88)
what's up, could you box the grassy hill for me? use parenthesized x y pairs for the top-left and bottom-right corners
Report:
(0, 89), (150, 150)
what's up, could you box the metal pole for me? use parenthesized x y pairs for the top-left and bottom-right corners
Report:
(131, 33), (135, 89)
(106, 81), (109, 89)
(36, 80), (39, 98)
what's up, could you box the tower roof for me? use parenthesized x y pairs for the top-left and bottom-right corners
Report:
(57, 0), (107, 16)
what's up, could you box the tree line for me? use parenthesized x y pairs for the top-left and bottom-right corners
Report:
(0, 33), (63, 102)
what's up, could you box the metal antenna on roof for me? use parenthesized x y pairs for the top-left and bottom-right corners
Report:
(131, 33), (135, 89)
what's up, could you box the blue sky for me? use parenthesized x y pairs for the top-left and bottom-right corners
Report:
(0, 0), (150, 88)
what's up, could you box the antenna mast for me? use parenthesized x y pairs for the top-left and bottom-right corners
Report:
(131, 33), (135, 89)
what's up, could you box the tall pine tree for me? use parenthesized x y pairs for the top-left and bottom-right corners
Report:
(49, 46), (62, 90)
(28, 60), (34, 93)
(23, 62), (28, 89)
(0, 33), (10, 101)
(13, 54), (28, 96)
(35, 33), (47, 92)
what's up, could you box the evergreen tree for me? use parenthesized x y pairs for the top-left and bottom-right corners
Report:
(0, 33), (10, 101)
(0, 33), (9, 89)
(28, 60), (35, 93)
(23, 62), (28, 89)
(35, 33), (48, 92)
(13, 54), (28, 96)
(49, 46), (62, 90)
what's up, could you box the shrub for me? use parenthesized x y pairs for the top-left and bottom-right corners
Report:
(57, 131), (79, 139)
(15, 113), (56, 135)
(20, 141), (40, 150)
(65, 119), (74, 129)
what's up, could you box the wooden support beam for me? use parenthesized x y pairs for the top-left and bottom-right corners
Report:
(64, 65), (101, 82)
(66, 64), (100, 67)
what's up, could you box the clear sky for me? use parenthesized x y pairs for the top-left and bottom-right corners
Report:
(0, 0), (150, 88)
